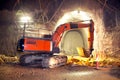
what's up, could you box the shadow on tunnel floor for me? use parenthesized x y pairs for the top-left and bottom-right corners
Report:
(109, 67), (120, 79)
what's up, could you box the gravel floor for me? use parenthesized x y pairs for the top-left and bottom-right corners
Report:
(0, 63), (120, 80)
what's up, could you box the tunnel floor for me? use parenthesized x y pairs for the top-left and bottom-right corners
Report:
(0, 63), (120, 80)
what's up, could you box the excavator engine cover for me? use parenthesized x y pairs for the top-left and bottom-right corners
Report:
(17, 37), (52, 52)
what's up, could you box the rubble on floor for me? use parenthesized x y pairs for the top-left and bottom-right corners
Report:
(0, 54), (19, 64)
(67, 55), (120, 68)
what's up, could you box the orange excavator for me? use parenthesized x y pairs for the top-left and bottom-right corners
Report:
(17, 20), (94, 68)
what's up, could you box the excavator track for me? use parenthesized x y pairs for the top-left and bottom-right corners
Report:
(19, 53), (67, 68)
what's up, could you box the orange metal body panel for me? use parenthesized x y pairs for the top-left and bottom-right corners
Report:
(24, 38), (51, 52)
(52, 23), (70, 47)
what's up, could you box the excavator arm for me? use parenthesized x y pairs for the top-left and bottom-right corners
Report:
(52, 20), (94, 53)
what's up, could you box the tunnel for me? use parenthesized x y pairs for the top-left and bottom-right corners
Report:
(60, 29), (89, 56)
(0, 0), (120, 59)
(54, 10), (93, 56)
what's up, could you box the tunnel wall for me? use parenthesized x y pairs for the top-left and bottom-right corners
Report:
(0, 23), (19, 56)
(101, 8), (120, 57)
(0, 10), (21, 56)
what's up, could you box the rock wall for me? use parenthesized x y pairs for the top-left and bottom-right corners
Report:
(0, 24), (20, 56)
(102, 8), (120, 57)
(0, 10), (21, 56)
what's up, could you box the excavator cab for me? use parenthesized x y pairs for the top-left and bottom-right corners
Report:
(17, 38), (24, 52)
(43, 34), (52, 38)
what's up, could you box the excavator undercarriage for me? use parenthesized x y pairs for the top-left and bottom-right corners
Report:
(19, 53), (67, 68)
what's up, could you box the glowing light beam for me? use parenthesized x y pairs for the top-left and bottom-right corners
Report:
(55, 10), (91, 29)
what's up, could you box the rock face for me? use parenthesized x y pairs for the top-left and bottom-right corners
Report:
(102, 9), (120, 57)
(0, 10), (21, 56)
(0, 23), (20, 56)
(0, 0), (120, 58)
